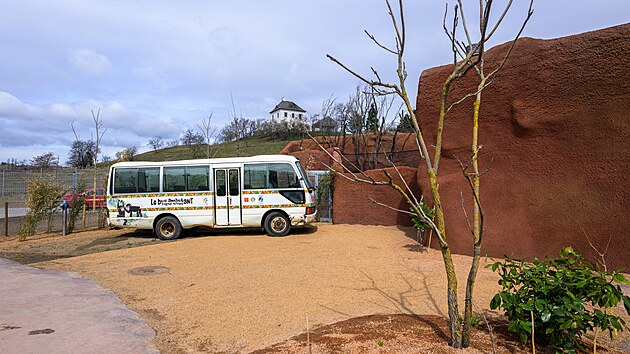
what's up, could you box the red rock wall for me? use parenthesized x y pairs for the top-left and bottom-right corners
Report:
(415, 24), (630, 269)
(332, 166), (420, 227)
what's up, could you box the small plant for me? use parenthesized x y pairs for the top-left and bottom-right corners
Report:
(18, 177), (65, 240)
(315, 172), (334, 221)
(488, 247), (630, 352)
(67, 179), (86, 234)
(410, 202), (435, 233)
(376, 340), (384, 347)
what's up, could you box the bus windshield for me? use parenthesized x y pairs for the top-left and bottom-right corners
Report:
(296, 161), (313, 190)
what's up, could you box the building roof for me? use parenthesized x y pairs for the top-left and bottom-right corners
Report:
(269, 99), (306, 114)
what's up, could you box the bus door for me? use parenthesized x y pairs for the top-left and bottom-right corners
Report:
(214, 167), (242, 226)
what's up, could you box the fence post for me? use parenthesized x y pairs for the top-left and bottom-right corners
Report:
(4, 202), (8, 236)
(1, 170), (4, 197)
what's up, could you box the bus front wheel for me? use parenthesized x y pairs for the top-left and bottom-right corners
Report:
(155, 216), (182, 240)
(264, 212), (291, 236)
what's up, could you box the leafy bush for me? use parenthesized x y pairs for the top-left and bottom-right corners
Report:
(488, 247), (630, 352)
(315, 172), (334, 221)
(18, 177), (65, 240)
(66, 179), (86, 234)
(410, 202), (435, 232)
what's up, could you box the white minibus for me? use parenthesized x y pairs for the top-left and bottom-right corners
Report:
(106, 155), (316, 239)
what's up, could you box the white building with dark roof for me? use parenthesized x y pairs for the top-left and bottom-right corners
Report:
(269, 98), (306, 123)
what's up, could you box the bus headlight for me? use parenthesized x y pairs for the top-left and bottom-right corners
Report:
(306, 206), (316, 215)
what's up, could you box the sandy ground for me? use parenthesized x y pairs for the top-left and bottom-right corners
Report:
(0, 228), (162, 264)
(35, 224), (507, 353)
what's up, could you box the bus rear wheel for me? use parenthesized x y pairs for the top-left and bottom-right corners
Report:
(155, 216), (182, 240)
(264, 212), (291, 236)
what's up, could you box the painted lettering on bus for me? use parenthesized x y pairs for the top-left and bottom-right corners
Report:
(150, 198), (194, 206)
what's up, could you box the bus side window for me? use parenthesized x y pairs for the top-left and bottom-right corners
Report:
(268, 163), (298, 189)
(229, 169), (239, 196)
(216, 170), (226, 197)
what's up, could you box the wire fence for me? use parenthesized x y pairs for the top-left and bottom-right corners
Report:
(0, 168), (109, 197)
(0, 168), (109, 238)
(1, 201), (106, 237)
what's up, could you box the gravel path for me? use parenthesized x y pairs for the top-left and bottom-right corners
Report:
(37, 224), (503, 353)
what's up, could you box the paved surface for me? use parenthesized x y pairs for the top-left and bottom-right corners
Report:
(0, 207), (29, 219)
(0, 257), (157, 354)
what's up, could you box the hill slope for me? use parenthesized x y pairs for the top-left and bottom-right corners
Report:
(133, 137), (295, 162)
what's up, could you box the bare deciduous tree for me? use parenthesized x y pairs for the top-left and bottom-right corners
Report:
(197, 113), (219, 158)
(149, 136), (164, 151)
(319, 0), (533, 348)
(31, 152), (59, 169)
(91, 108), (106, 213)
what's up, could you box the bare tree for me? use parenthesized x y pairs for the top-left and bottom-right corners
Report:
(148, 136), (164, 151)
(31, 152), (59, 169)
(180, 128), (205, 158)
(197, 113), (219, 158)
(166, 139), (180, 147)
(320, 0), (533, 348)
(69, 121), (96, 168)
(91, 109), (106, 213)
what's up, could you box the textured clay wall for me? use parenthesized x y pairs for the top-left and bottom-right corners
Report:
(414, 24), (630, 269)
(332, 166), (420, 227)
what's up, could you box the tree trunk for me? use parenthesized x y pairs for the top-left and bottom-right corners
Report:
(428, 170), (463, 348)
(462, 82), (484, 347)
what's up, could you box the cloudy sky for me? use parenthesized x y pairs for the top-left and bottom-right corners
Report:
(0, 0), (628, 164)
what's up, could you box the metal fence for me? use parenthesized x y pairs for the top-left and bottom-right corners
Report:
(0, 168), (109, 197)
(1, 201), (106, 237)
(0, 168), (109, 238)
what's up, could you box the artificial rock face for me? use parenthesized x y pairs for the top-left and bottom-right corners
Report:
(414, 24), (630, 269)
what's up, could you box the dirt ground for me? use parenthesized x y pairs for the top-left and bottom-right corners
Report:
(2, 224), (628, 353)
(0, 227), (164, 264)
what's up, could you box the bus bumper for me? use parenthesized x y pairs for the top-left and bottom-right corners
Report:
(290, 211), (317, 226)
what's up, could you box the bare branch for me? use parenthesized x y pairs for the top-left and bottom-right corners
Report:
(486, 0), (534, 80)
(384, 0), (404, 54)
(365, 30), (397, 54)
(485, 0), (514, 41)
(370, 197), (415, 215)
(70, 120), (80, 141)
(460, 191), (474, 234)
(383, 152), (420, 206)
(326, 54), (400, 96)
(457, 0), (473, 46)
(583, 229), (611, 272)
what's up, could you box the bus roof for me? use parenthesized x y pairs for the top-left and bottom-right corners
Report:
(109, 154), (299, 168)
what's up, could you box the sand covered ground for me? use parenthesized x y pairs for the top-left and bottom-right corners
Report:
(35, 224), (509, 353)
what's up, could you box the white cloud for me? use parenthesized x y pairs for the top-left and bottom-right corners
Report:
(67, 48), (112, 75)
(0, 0), (628, 163)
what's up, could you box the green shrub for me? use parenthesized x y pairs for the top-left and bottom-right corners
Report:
(410, 202), (435, 232)
(18, 177), (65, 240)
(488, 247), (630, 352)
(67, 180), (86, 234)
(315, 172), (334, 221)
